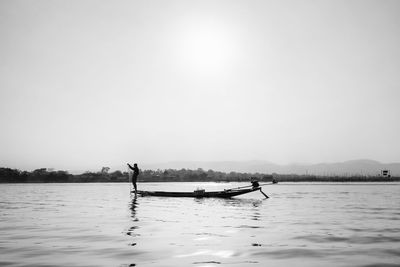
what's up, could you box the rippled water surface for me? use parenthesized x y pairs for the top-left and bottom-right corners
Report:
(1, 182), (400, 267)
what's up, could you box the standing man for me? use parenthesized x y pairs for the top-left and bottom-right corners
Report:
(127, 163), (140, 194)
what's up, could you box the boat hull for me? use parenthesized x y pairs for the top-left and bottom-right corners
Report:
(134, 187), (261, 198)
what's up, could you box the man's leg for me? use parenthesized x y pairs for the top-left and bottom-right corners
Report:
(133, 178), (137, 194)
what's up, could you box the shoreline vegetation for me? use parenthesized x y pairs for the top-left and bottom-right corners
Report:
(0, 167), (399, 183)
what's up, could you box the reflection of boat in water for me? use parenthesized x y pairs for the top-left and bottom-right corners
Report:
(133, 181), (271, 198)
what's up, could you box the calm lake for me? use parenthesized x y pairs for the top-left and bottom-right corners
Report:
(1, 182), (399, 267)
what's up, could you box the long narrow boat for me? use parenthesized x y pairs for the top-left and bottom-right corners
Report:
(133, 181), (270, 198)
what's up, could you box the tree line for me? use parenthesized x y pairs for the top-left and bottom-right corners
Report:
(0, 167), (398, 183)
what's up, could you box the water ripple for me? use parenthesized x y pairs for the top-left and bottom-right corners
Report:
(1, 183), (400, 267)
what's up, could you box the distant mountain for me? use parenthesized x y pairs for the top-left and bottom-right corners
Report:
(141, 159), (400, 176)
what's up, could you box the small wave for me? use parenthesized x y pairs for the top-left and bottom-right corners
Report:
(252, 248), (329, 258)
(294, 234), (400, 244)
(346, 227), (400, 233)
(193, 261), (221, 264)
(175, 249), (235, 259)
(238, 225), (263, 229)
(356, 264), (400, 267)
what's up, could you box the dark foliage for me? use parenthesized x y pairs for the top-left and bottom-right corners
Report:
(0, 167), (398, 183)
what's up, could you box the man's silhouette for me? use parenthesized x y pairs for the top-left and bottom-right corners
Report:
(127, 163), (140, 194)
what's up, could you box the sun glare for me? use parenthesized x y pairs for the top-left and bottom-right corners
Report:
(176, 21), (238, 75)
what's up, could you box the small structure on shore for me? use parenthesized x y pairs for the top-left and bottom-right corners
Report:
(381, 170), (391, 178)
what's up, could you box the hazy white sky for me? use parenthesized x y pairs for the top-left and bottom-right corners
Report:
(1, 0), (399, 171)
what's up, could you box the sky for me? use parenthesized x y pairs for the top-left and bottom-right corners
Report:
(1, 0), (400, 172)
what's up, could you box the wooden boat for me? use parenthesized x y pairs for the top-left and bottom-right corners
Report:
(133, 181), (270, 198)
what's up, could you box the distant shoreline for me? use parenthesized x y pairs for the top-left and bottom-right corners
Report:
(1, 167), (398, 183)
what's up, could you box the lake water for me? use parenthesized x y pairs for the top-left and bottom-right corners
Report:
(1, 182), (399, 267)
